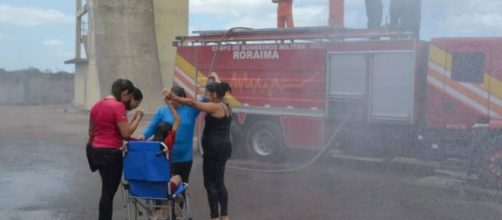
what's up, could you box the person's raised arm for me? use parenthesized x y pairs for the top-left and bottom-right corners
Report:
(141, 108), (162, 140)
(165, 99), (180, 131)
(163, 88), (220, 115)
(208, 72), (221, 83)
(117, 109), (144, 139)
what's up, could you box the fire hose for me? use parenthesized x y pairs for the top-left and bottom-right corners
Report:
(226, 118), (347, 173)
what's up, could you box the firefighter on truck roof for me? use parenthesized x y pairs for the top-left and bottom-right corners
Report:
(390, 0), (422, 38)
(365, 0), (383, 29)
(273, 0), (294, 28)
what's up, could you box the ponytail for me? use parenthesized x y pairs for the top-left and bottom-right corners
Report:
(220, 82), (232, 94)
(206, 81), (232, 99)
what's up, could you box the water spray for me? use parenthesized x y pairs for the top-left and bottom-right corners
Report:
(226, 118), (347, 173)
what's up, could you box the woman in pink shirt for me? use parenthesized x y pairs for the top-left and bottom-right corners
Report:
(88, 79), (144, 220)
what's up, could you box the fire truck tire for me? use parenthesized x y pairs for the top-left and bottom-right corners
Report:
(478, 135), (502, 188)
(246, 121), (285, 161)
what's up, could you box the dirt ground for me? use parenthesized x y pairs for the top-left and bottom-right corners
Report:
(1, 104), (502, 220)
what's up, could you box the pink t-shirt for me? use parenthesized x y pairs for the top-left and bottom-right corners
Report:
(90, 97), (128, 148)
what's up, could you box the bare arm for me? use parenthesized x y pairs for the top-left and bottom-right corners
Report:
(117, 110), (144, 139)
(165, 99), (180, 131)
(163, 89), (221, 115)
(208, 72), (221, 83)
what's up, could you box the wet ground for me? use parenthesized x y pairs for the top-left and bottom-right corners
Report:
(1, 105), (502, 220)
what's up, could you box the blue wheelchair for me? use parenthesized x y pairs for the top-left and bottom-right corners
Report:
(121, 141), (192, 220)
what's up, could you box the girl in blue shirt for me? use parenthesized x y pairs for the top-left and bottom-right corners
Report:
(140, 86), (200, 183)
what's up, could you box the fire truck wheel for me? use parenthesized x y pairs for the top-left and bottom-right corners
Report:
(479, 135), (502, 188)
(246, 121), (285, 161)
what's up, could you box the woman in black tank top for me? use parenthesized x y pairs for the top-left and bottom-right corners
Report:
(202, 102), (232, 159)
(164, 82), (232, 220)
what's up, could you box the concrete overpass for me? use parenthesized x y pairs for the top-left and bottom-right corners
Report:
(65, 0), (188, 112)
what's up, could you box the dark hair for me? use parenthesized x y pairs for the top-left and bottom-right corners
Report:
(220, 82), (232, 93)
(171, 86), (187, 98)
(111, 79), (135, 100)
(132, 87), (143, 101)
(152, 122), (173, 141)
(206, 82), (231, 99)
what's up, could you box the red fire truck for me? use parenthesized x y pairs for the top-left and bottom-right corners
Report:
(171, 26), (502, 184)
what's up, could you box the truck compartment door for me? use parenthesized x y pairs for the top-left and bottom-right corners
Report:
(329, 53), (367, 97)
(328, 53), (369, 122)
(370, 52), (415, 123)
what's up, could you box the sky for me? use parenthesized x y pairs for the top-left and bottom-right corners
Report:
(0, 0), (500, 72)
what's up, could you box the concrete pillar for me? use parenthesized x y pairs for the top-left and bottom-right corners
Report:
(85, 0), (101, 109)
(90, 0), (164, 112)
(153, 0), (189, 89)
(70, 0), (188, 112)
(74, 64), (87, 108)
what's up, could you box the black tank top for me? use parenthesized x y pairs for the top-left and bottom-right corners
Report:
(202, 103), (232, 143)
